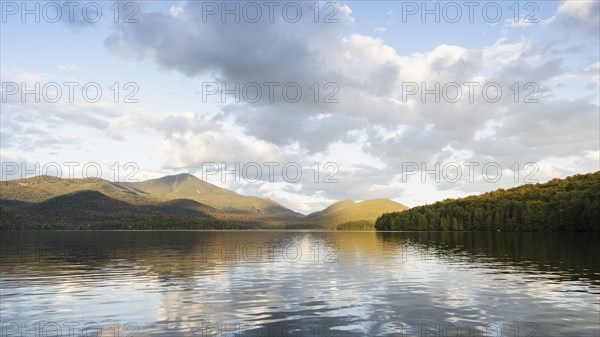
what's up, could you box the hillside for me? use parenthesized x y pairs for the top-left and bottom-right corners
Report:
(0, 190), (242, 230)
(0, 173), (409, 229)
(148, 199), (216, 218)
(122, 173), (303, 220)
(375, 171), (600, 232)
(0, 174), (303, 222)
(0, 176), (156, 204)
(304, 198), (409, 228)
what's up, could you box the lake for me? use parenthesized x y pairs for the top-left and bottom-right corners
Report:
(1, 231), (599, 336)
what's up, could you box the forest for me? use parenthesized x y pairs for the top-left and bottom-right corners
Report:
(375, 172), (600, 231)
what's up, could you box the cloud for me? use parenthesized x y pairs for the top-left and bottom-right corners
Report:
(155, 117), (281, 169)
(546, 0), (600, 36)
(106, 1), (354, 83)
(2, 0), (590, 212)
(105, 4), (596, 153)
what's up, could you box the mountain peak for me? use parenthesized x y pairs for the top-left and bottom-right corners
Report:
(123, 173), (302, 219)
(152, 173), (202, 186)
(304, 198), (407, 227)
(175, 172), (195, 178)
(170, 172), (198, 180)
(330, 199), (356, 209)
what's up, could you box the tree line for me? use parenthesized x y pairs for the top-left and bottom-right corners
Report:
(375, 172), (600, 231)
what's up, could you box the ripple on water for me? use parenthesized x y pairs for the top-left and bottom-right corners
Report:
(1, 231), (599, 336)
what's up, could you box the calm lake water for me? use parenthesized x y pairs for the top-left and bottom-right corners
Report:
(1, 231), (599, 337)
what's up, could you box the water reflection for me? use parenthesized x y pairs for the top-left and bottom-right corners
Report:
(1, 231), (598, 336)
(376, 232), (600, 285)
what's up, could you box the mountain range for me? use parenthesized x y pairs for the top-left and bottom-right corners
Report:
(0, 173), (408, 230)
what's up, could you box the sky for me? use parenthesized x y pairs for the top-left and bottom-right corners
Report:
(1, 0), (599, 214)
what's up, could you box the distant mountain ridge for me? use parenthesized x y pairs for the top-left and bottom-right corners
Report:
(0, 189), (242, 230)
(0, 173), (408, 229)
(122, 173), (302, 219)
(0, 176), (154, 204)
(304, 198), (409, 228)
(3, 172), (598, 231)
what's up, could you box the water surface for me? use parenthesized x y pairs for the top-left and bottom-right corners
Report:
(1, 231), (599, 336)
